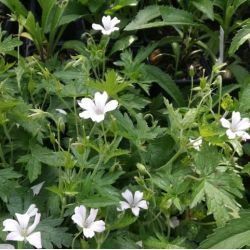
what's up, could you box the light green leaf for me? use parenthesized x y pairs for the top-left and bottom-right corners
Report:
(142, 65), (185, 106)
(160, 6), (195, 25)
(110, 35), (137, 55)
(239, 83), (250, 112)
(108, 214), (137, 230)
(192, 0), (214, 20)
(229, 24), (250, 55)
(124, 5), (161, 31)
(37, 218), (72, 248)
(199, 210), (250, 248)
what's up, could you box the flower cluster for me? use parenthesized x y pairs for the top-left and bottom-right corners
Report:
(3, 204), (42, 249)
(71, 189), (148, 239)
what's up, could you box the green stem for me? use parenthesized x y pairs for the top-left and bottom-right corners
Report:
(3, 124), (13, 165)
(188, 75), (194, 107)
(72, 231), (82, 249)
(157, 148), (185, 171)
(73, 97), (79, 138)
(17, 241), (24, 249)
(91, 154), (104, 178)
(218, 77), (222, 115)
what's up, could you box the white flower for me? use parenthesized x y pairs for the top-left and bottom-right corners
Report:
(55, 109), (67, 115)
(189, 137), (202, 151)
(3, 204), (42, 249)
(220, 111), (250, 141)
(117, 189), (148, 216)
(71, 205), (105, 238)
(78, 91), (118, 123)
(169, 216), (180, 229)
(31, 181), (45, 196)
(92, 15), (120, 35)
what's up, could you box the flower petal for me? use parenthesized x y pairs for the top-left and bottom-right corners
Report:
(226, 129), (236, 139)
(72, 205), (87, 228)
(231, 111), (241, 129)
(110, 17), (120, 27)
(25, 204), (38, 217)
(27, 213), (41, 235)
(131, 207), (140, 216)
(92, 23), (104, 31)
(89, 220), (105, 233)
(79, 111), (92, 120)
(137, 200), (148, 210)
(134, 191), (143, 204)
(121, 189), (133, 204)
(236, 118), (250, 131)
(6, 231), (24, 241)
(83, 228), (95, 238)
(15, 213), (30, 229)
(102, 16), (111, 29)
(26, 231), (42, 249)
(94, 92), (108, 111)
(220, 118), (231, 129)
(104, 100), (118, 113)
(117, 201), (130, 211)
(78, 98), (95, 111)
(86, 208), (98, 225)
(3, 219), (20, 232)
(91, 113), (105, 123)
(31, 182), (45, 196)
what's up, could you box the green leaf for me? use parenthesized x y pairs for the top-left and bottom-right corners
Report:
(110, 35), (137, 55)
(89, 70), (131, 96)
(192, 0), (214, 20)
(108, 213), (137, 230)
(79, 196), (120, 208)
(193, 145), (222, 176)
(142, 65), (185, 106)
(125, 5), (195, 31)
(160, 6), (195, 25)
(199, 210), (250, 248)
(0, 35), (22, 55)
(0, 0), (27, 16)
(239, 83), (250, 112)
(25, 156), (42, 183)
(0, 168), (22, 202)
(37, 218), (72, 248)
(229, 24), (250, 55)
(124, 5), (161, 31)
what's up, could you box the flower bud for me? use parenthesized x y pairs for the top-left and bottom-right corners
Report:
(136, 163), (147, 174)
(189, 65), (195, 77)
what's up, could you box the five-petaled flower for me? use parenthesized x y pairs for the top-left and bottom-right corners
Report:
(3, 204), (42, 249)
(117, 189), (148, 216)
(92, 15), (120, 35)
(71, 205), (105, 238)
(189, 137), (202, 151)
(78, 91), (118, 123)
(220, 111), (250, 141)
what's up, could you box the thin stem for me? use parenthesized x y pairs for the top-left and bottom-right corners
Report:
(188, 75), (194, 108)
(3, 124), (13, 165)
(157, 148), (185, 171)
(91, 154), (104, 177)
(101, 122), (107, 145)
(71, 231), (82, 249)
(73, 97), (79, 138)
(218, 77), (222, 115)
